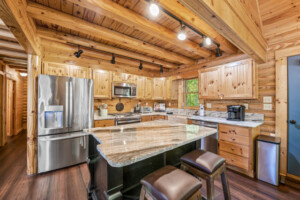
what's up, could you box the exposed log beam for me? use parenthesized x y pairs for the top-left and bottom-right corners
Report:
(0, 49), (27, 59)
(67, 0), (212, 58)
(41, 39), (164, 71)
(0, 28), (17, 42)
(0, 19), (8, 29)
(0, 0), (41, 55)
(179, 0), (267, 63)
(0, 57), (27, 65)
(0, 39), (25, 52)
(26, 2), (194, 65)
(154, 0), (237, 55)
(37, 27), (178, 69)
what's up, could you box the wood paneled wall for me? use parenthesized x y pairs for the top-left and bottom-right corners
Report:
(22, 77), (27, 129)
(0, 62), (5, 147)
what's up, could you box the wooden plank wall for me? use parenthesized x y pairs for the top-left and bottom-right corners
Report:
(0, 61), (5, 146)
(22, 77), (27, 129)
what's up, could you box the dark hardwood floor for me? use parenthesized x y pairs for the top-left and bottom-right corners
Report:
(0, 131), (300, 200)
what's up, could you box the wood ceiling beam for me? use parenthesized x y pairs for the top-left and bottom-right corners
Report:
(179, 0), (267, 63)
(154, 0), (237, 55)
(0, 57), (27, 65)
(0, 39), (25, 52)
(0, 0), (41, 55)
(0, 49), (27, 59)
(41, 39), (164, 71)
(67, 0), (212, 58)
(26, 2), (194, 65)
(37, 27), (178, 69)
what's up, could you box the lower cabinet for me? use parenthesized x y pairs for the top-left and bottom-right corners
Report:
(141, 115), (167, 122)
(94, 119), (115, 127)
(218, 124), (260, 178)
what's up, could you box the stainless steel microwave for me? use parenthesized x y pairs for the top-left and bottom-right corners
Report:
(112, 82), (137, 98)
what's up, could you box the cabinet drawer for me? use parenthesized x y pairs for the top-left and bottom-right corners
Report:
(219, 124), (250, 137)
(219, 141), (249, 158)
(219, 132), (249, 145)
(142, 116), (152, 122)
(94, 119), (115, 127)
(219, 151), (249, 170)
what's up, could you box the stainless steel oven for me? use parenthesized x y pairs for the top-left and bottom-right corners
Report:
(112, 82), (137, 98)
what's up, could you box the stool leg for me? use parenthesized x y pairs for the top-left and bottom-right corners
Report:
(206, 176), (215, 200)
(139, 186), (146, 200)
(221, 168), (231, 200)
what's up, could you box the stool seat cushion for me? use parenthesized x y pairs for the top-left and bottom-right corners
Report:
(181, 150), (225, 174)
(141, 165), (202, 200)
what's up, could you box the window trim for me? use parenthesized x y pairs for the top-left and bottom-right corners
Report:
(184, 78), (199, 109)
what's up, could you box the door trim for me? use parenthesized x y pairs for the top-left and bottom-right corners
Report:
(275, 45), (300, 180)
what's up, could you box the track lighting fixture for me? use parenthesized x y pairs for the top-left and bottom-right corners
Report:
(139, 61), (143, 70)
(149, 3), (160, 17)
(216, 46), (222, 57)
(111, 54), (115, 64)
(199, 37), (212, 47)
(177, 22), (186, 41)
(74, 46), (83, 58)
(160, 65), (163, 73)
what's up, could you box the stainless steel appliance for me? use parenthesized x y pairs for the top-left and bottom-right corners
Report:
(256, 135), (281, 186)
(227, 105), (245, 121)
(38, 75), (94, 173)
(141, 106), (153, 113)
(111, 112), (141, 125)
(112, 82), (137, 98)
(154, 102), (166, 112)
(189, 120), (218, 154)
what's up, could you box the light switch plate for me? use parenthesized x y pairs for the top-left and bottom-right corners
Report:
(206, 103), (212, 108)
(243, 104), (249, 110)
(263, 104), (272, 110)
(263, 96), (272, 103)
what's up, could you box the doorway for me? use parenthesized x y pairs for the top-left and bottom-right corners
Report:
(6, 79), (15, 137)
(287, 55), (300, 177)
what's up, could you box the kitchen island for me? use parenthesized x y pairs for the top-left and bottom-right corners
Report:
(84, 120), (217, 200)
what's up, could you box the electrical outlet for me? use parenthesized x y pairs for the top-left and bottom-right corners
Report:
(146, 102), (148, 106)
(206, 103), (212, 108)
(263, 96), (272, 103)
(263, 104), (272, 110)
(243, 104), (248, 110)
(270, 133), (275, 137)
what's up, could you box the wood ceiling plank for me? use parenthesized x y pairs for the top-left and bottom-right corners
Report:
(0, 39), (25, 51)
(0, 28), (17, 42)
(0, 49), (27, 59)
(66, 0), (213, 58)
(155, 0), (237, 55)
(27, 1), (194, 64)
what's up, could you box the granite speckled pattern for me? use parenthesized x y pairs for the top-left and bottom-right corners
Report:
(85, 120), (217, 167)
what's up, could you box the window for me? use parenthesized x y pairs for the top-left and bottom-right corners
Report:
(185, 78), (199, 107)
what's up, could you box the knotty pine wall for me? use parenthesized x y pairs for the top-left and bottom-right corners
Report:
(0, 62), (5, 146)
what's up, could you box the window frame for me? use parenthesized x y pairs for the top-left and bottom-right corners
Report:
(184, 78), (199, 109)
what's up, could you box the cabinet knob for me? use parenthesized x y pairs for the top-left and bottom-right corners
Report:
(231, 148), (235, 151)
(231, 138), (236, 141)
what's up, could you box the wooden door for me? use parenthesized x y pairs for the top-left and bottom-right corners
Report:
(6, 79), (14, 136)
(93, 70), (112, 99)
(153, 78), (165, 100)
(171, 80), (178, 100)
(144, 77), (153, 100)
(199, 67), (220, 99)
(136, 76), (145, 99)
(69, 66), (92, 79)
(43, 62), (69, 76)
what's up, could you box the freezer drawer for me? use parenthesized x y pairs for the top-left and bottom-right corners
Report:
(38, 133), (87, 173)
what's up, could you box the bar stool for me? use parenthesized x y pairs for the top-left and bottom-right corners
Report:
(180, 150), (231, 200)
(140, 165), (202, 200)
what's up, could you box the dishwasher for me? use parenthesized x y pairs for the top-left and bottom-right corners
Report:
(190, 120), (218, 154)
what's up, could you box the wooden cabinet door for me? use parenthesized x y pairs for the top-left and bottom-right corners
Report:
(144, 77), (153, 100)
(113, 72), (137, 83)
(171, 80), (178, 100)
(153, 78), (165, 100)
(165, 78), (172, 100)
(136, 76), (145, 99)
(198, 67), (220, 99)
(93, 70), (112, 99)
(69, 66), (92, 79)
(43, 62), (69, 76)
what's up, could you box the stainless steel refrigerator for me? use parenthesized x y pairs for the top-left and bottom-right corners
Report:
(37, 74), (94, 173)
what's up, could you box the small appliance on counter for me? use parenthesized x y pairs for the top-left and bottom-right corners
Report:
(154, 103), (166, 112)
(134, 102), (141, 113)
(199, 104), (205, 116)
(99, 103), (108, 117)
(141, 106), (153, 113)
(227, 105), (245, 121)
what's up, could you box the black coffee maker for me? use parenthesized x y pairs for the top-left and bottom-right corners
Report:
(227, 105), (245, 121)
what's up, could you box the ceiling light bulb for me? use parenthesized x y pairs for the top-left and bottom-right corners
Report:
(177, 31), (187, 41)
(204, 37), (212, 46)
(149, 3), (159, 17)
(20, 72), (27, 77)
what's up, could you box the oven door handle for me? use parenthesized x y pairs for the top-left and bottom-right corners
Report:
(117, 120), (141, 125)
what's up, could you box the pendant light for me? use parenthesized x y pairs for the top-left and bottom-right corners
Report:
(139, 61), (143, 70)
(177, 22), (187, 41)
(110, 54), (115, 64)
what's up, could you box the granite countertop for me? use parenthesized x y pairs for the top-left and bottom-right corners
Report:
(93, 112), (168, 121)
(188, 115), (263, 128)
(85, 120), (217, 167)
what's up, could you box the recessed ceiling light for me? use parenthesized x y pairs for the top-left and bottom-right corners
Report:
(149, 3), (159, 17)
(20, 72), (27, 77)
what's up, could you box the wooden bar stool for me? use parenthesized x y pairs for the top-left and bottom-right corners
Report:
(140, 165), (202, 200)
(180, 150), (231, 200)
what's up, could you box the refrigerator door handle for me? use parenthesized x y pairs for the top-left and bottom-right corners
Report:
(39, 134), (87, 142)
(65, 81), (69, 128)
(69, 80), (73, 128)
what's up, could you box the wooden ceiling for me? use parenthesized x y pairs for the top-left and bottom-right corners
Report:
(0, 19), (27, 72)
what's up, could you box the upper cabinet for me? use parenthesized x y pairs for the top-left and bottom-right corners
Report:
(144, 77), (153, 100)
(113, 72), (137, 84)
(93, 70), (112, 99)
(136, 76), (153, 100)
(153, 78), (165, 100)
(198, 59), (258, 99)
(69, 66), (92, 79)
(165, 78), (178, 100)
(43, 62), (69, 77)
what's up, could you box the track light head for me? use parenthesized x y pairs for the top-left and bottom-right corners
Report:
(111, 54), (115, 64)
(177, 22), (186, 41)
(160, 65), (163, 73)
(199, 37), (212, 47)
(139, 61), (143, 70)
(216, 47), (222, 57)
(74, 46), (83, 58)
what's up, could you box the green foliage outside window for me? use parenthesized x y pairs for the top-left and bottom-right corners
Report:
(186, 79), (199, 107)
